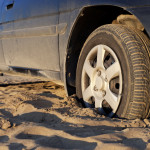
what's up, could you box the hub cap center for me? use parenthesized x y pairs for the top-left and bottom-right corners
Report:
(95, 76), (104, 90)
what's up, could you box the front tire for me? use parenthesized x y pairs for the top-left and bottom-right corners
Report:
(76, 24), (150, 119)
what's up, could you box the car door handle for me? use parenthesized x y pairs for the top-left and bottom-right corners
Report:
(6, 2), (14, 10)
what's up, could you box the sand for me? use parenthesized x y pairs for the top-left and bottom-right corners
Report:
(0, 73), (150, 150)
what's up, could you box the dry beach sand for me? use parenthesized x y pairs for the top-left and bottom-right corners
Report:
(0, 73), (150, 150)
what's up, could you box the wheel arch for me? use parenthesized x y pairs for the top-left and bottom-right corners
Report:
(65, 5), (150, 96)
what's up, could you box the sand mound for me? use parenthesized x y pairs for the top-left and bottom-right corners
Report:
(0, 74), (150, 149)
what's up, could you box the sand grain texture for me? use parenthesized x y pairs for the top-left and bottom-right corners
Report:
(0, 73), (149, 150)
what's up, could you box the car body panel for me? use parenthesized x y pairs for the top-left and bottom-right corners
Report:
(0, 0), (6, 69)
(127, 6), (150, 36)
(0, 0), (150, 84)
(59, 0), (150, 11)
(1, 0), (60, 71)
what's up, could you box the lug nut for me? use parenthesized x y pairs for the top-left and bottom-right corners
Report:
(102, 90), (106, 97)
(97, 70), (101, 76)
(94, 86), (98, 91)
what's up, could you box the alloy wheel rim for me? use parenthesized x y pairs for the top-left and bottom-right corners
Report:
(81, 44), (122, 116)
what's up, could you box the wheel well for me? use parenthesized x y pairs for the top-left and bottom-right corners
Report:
(66, 5), (147, 96)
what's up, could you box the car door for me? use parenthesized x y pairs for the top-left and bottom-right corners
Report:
(0, 0), (6, 69)
(1, 0), (60, 71)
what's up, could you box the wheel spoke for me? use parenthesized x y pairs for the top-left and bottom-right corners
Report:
(83, 60), (94, 79)
(104, 88), (118, 111)
(97, 45), (105, 69)
(106, 62), (120, 81)
(82, 85), (93, 102)
(95, 97), (103, 108)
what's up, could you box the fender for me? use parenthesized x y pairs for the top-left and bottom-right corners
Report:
(59, 0), (150, 95)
